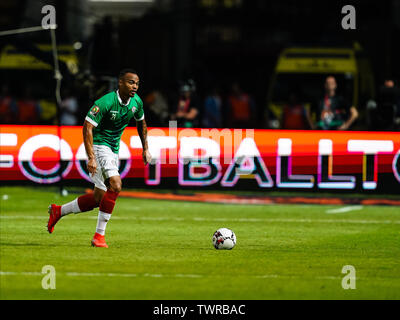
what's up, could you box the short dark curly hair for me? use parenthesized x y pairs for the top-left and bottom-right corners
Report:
(119, 68), (138, 79)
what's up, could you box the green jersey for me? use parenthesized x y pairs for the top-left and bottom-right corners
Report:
(85, 90), (144, 154)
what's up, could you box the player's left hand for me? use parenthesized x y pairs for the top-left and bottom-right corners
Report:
(142, 149), (152, 165)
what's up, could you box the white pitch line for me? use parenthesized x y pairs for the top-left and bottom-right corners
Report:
(0, 271), (42, 276)
(0, 271), (202, 279)
(0, 215), (399, 225)
(255, 274), (342, 280)
(0, 271), (343, 280)
(255, 274), (279, 279)
(326, 205), (364, 214)
(2, 271), (393, 281)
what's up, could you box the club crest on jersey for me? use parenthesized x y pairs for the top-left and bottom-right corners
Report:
(90, 106), (100, 116)
(131, 106), (137, 113)
(110, 110), (118, 120)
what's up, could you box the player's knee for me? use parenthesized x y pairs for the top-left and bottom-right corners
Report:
(109, 178), (122, 194)
(111, 184), (122, 194)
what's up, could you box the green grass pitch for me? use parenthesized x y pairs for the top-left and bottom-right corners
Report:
(0, 186), (399, 300)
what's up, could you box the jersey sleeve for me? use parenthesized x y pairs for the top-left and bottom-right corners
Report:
(85, 96), (108, 127)
(133, 96), (145, 121)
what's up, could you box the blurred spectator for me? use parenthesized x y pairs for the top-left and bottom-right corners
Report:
(16, 87), (41, 124)
(0, 84), (17, 124)
(60, 87), (79, 125)
(373, 78), (400, 130)
(227, 82), (256, 128)
(144, 90), (169, 126)
(281, 91), (314, 130)
(171, 83), (199, 128)
(315, 76), (358, 130)
(202, 86), (222, 128)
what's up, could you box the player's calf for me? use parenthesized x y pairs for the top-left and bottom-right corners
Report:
(95, 189), (118, 236)
(92, 176), (121, 247)
(59, 193), (98, 217)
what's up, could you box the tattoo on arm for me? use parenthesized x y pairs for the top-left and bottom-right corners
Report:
(137, 119), (148, 150)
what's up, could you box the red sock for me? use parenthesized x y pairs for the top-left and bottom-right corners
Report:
(77, 193), (98, 212)
(99, 190), (119, 214)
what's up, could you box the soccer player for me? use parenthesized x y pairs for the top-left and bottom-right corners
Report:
(47, 69), (151, 248)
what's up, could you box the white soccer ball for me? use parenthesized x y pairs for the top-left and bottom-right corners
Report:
(212, 228), (236, 250)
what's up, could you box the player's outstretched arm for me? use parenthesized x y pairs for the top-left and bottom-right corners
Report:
(83, 120), (97, 174)
(136, 119), (151, 165)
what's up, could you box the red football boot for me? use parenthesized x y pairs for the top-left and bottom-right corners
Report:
(47, 204), (62, 234)
(91, 233), (109, 248)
